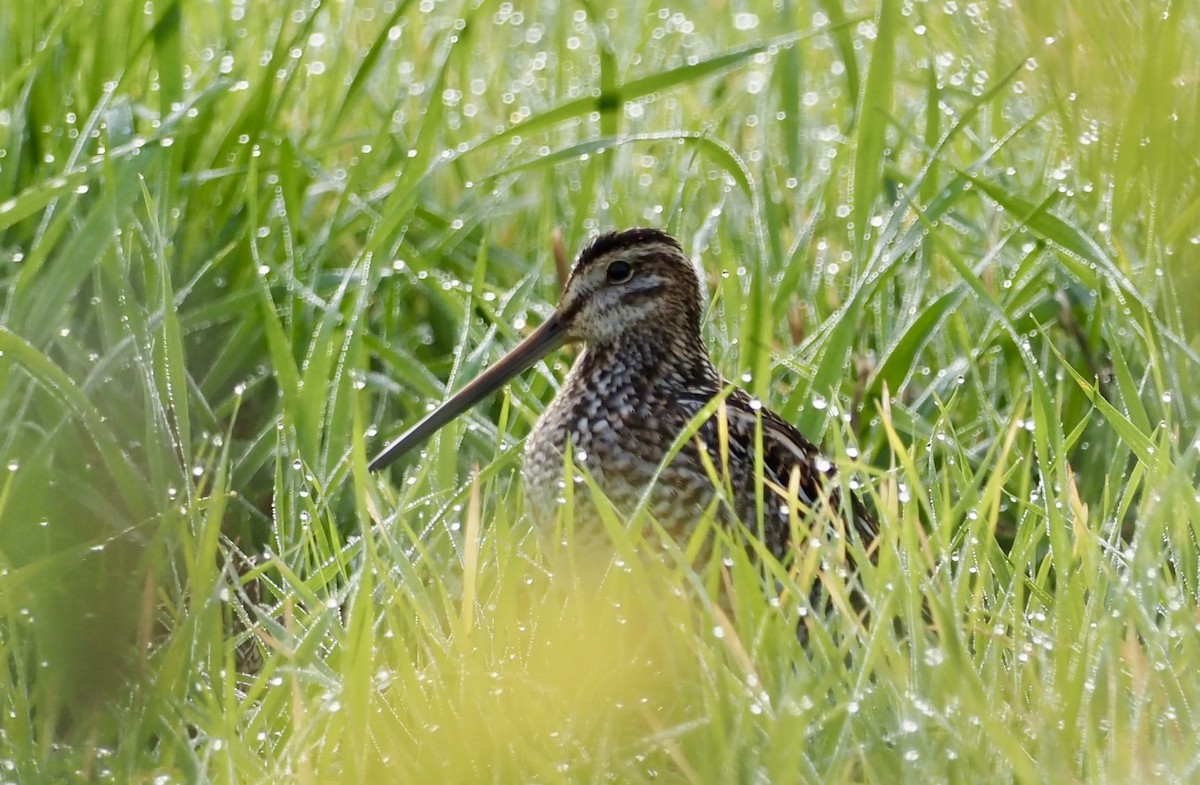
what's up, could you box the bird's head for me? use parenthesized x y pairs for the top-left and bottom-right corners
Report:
(555, 228), (705, 346)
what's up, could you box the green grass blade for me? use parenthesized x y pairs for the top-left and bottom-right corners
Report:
(852, 0), (898, 254)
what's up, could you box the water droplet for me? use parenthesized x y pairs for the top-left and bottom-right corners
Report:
(733, 12), (759, 30)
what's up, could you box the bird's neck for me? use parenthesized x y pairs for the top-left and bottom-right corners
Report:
(571, 330), (719, 391)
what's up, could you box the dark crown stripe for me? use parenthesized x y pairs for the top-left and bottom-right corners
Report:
(577, 228), (682, 267)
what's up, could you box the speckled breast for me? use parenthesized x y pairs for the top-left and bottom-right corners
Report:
(520, 365), (718, 537)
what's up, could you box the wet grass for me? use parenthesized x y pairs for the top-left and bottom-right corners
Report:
(1, 0), (1199, 782)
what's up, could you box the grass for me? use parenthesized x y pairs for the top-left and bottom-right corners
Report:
(1, 0), (1199, 782)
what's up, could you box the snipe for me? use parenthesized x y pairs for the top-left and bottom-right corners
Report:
(370, 228), (874, 559)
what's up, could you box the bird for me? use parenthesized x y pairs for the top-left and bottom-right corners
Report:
(369, 228), (875, 561)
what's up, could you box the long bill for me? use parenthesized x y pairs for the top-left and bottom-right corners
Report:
(368, 312), (567, 472)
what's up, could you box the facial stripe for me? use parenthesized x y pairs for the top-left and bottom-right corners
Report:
(559, 293), (587, 325)
(619, 282), (667, 307)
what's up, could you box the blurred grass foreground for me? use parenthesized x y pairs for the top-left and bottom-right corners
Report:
(1, 0), (1199, 783)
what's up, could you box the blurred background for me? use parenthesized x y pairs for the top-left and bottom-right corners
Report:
(0, 0), (1197, 781)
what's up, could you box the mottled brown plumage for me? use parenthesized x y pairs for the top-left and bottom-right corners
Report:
(371, 228), (875, 560)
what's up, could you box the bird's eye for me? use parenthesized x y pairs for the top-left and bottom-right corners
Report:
(606, 260), (633, 284)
